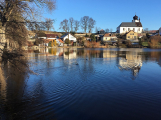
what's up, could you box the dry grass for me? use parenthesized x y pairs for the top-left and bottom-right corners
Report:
(84, 41), (101, 48)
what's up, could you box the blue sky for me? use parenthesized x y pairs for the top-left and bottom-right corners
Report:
(43, 0), (161, 32)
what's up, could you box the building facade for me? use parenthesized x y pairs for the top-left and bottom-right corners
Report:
(101, 33), (117, 42)
(117, 15), (143, 34)
(159, 28), (161, 34)
(126, 30), (138, 40)
(60, 33), (77, 42)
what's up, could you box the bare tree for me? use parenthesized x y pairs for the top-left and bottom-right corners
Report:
(144, 28), (149, 33)
(0, 0), (56, 74)
(45, 18), (54, 31)
(95, 27), (98, 33)
(88, 18), (95, 33)
(0, 0), (56, 49)
(105, 28), (109, 33)
(59, 19), (69, 33)
(80, 16), (89, 33)
(98, 27), (101, 31)
(74, 20), (79, 33)
(69, 17), (74, 32)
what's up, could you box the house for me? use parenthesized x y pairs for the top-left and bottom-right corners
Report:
(46, 34), (59, 40)
(37, 33), (58, 40)
(86, 37), (91, 41)
(37, 33), (46, 39)
(101, 33), (117, 42)
(98, 29), (105, 34)
(117, 14), (143, 34)
(60, 33), (77, 45)
(159, 28), (161, 34)
(57, 39), (64, 46)
(126, 30), (138, 40)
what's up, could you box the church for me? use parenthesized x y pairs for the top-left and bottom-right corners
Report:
(117, 15), (143, 34)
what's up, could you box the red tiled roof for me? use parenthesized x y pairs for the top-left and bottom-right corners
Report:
(149, 30), (158, 33)
(58, 39), (64, 43)
(46, 34), (58, 38)
(100, 29), (104, 31)
(104, 33), (116, 37)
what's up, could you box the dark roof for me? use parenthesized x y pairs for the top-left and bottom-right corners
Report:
(120, 22), (137, 27)
(135, 22), (142, 27)
(119, 22), (142, 27)
(60, 33), (69, 38)
(46, 34), (58, 38)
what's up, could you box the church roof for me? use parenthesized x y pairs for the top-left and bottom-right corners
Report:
(120, 22), (137, 27)
(119, 22), (142, 27)
(135, 22), (142, 27)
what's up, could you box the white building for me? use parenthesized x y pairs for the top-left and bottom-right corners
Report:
(60, 33), (77, 42)
(117, 15), (143, 34)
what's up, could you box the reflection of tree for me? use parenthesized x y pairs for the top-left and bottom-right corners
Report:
(150, 51), (161, 67)
(0, 63), (6, 101)
(0, 57), (29, 119)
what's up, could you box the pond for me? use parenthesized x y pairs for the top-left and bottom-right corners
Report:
(1, 48), (161, 120)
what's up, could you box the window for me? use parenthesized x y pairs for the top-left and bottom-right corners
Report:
(128, 28), (130, 31)
(128, 36), (130, 38)
(138, 28), (140, 31)
(123, 28), (125, 31)
(133, 28), (135, 31)
(134, 36), (136, 39)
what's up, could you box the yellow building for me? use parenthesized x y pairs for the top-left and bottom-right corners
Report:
(126, 30), (138, 40)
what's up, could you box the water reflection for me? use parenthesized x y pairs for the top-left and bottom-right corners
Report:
(1, 48), (161, 119)
(27, 48), (161, 79)
(0, 63), (6, 102)
(118, 51), (142, 77)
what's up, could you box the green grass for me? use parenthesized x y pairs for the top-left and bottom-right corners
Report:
(142, 42), (149, 47)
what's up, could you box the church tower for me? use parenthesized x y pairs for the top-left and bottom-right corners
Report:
(132, 14), (140, 23)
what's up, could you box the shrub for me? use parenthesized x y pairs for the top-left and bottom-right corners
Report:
(84, 41), (100, 48)
(90, 34), (96, 41)
(34, 39), (43, 46)
(126, 40), (132, 48)
(142, 42), (149, 47)
(85, 34), (89, 37)
(149, 36), (161, 48)
(65, 39), (71, 44)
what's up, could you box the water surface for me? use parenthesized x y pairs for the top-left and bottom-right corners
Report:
(1, 48), (161, 120)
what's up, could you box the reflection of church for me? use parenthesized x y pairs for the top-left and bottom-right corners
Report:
(118, 51), (142, 77)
